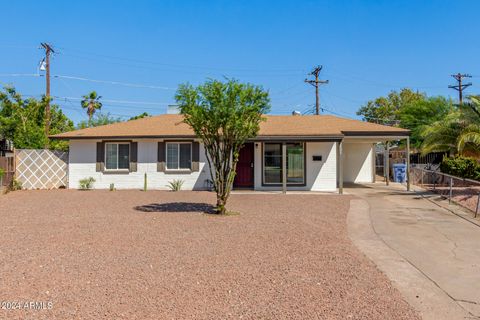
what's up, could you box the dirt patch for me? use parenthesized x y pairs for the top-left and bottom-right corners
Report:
(0, 190), (419, 319)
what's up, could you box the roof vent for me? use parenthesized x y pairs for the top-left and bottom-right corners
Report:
(292, 110), (301, 116)
(167, 105), (180, 114)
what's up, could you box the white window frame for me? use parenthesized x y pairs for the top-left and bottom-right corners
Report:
(104, 142), (130, 171)
(165, 142), (192, 171)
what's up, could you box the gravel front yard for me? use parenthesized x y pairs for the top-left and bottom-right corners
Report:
(0, 190), (419, 319)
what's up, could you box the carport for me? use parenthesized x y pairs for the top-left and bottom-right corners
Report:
(337, 133), (411, 194)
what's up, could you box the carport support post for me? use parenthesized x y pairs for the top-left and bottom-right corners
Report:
(406, 136), (411, 191)
(337, 140), (343, 194)
(385, 141), (390, 186)
(282, 142), (287, 194)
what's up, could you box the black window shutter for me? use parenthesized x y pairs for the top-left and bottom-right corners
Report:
(192, 142), (200, 172)
(130, 142), (138, 172)
(96, 142), (105, 172)
(157, 141), (165, 172)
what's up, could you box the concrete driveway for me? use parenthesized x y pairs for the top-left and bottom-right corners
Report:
(347, 183), (480, 320)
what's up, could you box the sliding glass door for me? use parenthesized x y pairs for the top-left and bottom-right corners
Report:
(264, 143), (282, 183)
(287, 143), (304, 183)
(263, 143), (305, 185)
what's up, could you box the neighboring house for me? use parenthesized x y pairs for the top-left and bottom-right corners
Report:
(51, 114), (409, 192)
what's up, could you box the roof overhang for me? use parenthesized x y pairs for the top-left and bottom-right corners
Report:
(251, 135), (344, 142)
(342, 131), (410, 137)
(50, 135), (197, 140)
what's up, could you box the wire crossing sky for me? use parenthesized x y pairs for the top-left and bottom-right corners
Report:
(0, 0), (478, 123)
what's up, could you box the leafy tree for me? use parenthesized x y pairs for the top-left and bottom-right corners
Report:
(129, 112), (150, 121)
(81, 91), (102, 122)
(77, 112), (122, 129)
(48, 105), (75, 151)
(397, 96), (452, 149)
(357, 88), (425, 125)
(176, 79), (270, 214)
(0, 87), (74, 151)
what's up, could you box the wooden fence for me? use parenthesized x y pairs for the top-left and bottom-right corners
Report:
(0, 156), (14, 187)
(15, 149), (68, 189)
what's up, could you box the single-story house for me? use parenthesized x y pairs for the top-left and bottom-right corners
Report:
(51, 114), (409, 193)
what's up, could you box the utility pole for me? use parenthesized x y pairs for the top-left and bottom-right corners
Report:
(448, 73), (472, 105)
(305, 65), (329, 115)
(40, 42), (54, 138)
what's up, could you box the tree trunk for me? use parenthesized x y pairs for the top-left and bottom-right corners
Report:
(216, 195), (227, 215)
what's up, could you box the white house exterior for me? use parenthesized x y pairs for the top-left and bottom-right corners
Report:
(52, 114), (409, 192)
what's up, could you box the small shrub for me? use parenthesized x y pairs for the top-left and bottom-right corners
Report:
(79, 177), (96, 190)
(167, 179), (184, 191)
(440, 156), (480, 180)
(10, 179), (22, 191)
(0, 168), (4, 188)
(109, 183), (115, 191)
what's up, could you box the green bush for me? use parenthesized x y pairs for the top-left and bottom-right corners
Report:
(0, 168), (4, 178)
(440, 156), (480, 180)
(79, 177), (96, 190)
(167, 179), (184, 191)
(10, 179), (22, 191)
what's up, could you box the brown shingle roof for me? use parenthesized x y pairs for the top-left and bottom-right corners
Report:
(51, 114), (409, 139)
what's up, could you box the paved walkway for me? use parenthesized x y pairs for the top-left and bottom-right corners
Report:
(347, 183), (480, 320)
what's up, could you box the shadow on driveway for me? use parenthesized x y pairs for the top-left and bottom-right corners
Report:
(134, 202), (215, 213)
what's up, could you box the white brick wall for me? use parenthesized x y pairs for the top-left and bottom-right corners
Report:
(68, 139), (211, 190)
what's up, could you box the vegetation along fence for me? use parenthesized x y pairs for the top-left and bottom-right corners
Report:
(16, 149), (68, 190)
(411, 167), (480, 217)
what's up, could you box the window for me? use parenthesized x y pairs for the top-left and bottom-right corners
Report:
(166, 142), (192, 170)
(263, 143), (304, 184)
(105, 143), (130, 170)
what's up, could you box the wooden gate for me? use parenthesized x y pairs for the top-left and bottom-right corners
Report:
(0, 156), (14, 187)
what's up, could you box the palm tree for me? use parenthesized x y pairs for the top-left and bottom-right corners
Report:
(421, 96), (480, 156)
(81, 91), (102, 123)
(457, 97), (480, 154)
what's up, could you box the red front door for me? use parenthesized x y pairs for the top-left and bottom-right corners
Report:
(234, 143), (254, 188)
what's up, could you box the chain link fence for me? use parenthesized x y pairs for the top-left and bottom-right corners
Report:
(411, 167), (480, 216)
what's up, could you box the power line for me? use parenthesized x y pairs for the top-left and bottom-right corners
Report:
(53, 96), (170, 106)
(0, 73), (41, 77)
(0, 72), (175, 91)
(304, 65), (329, 115)
(53, 75), (175, 90)
(58, 46), (305, 74)
(448, 73), (472, 105)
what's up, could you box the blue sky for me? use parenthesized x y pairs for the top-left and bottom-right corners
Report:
(0, 0), (478, 124)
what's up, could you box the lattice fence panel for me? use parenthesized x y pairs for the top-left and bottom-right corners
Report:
(16, 149), (68, 189)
